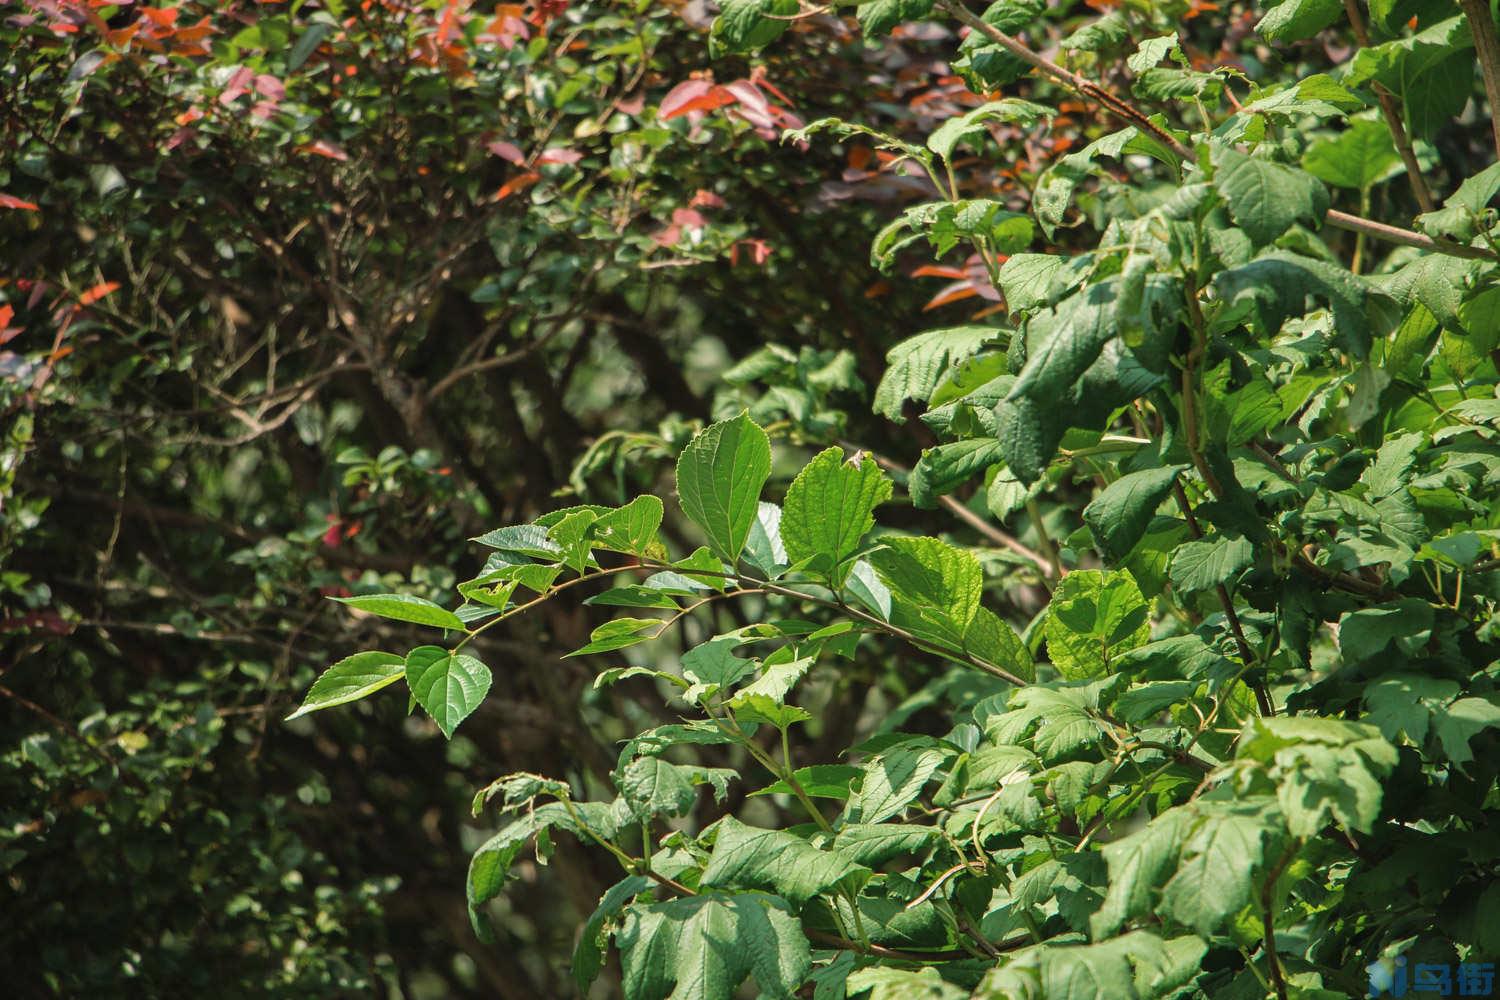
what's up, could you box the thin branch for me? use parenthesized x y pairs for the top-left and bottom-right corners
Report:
(1459, 0), (1500, 164)
(1343, 0), (1436, 212)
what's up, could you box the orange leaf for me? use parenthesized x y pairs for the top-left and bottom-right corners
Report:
(493, 171), (540, 202)
(910, 264), (967, 279)
(297, 140), (349, 161)
(140, 6), (179, 27)
(79, 281), (120, 306)
(922, 282), (979, 311)
(0, 194), (39, 212)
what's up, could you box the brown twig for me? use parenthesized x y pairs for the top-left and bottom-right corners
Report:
(1459, 0), (1500, 164)
(1342, 0), (1436, 212)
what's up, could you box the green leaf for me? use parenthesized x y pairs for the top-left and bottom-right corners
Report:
(831, 824), (941, 867)
(404, 646), (492, 738)
(782, 447), (892, 584)
(1212, 148), (1330, 245)
(928, 98), (1052, 162)
(1044, 570), (1151, 679)
(620, 756), (736, 818)
(1363, 673), (1459, 744)
(675, 412), (772, 564)
(468, 802), (581, 936)
(750, 764), (863, 800)
(1092, 807), (1195, 938)
(1168, 535), (1255, 593)
(1083, 466), (1187, 563)
(1417, 162), (1500, 240)
(997, 253), (1069, 314)
(870, 535), (984, 648)
(574, 875), (651, 995)
(843, 746), (950, 824)
(978, 931), (1206, 999)
(1433, 697), (1500, 766)
(333, 593), (466, 631)
(849, 967), (967, 1000)
(701, 817), (869, 905)
(1337, 598), (1434, 664)
(593, 495), (665, 557)
(680, 634), (758, 702)
(711, 0), (798, 53)
(857, 0), (934, 38)
(1159, 801), (1279, 939)
(1213, 250), (1375, 357)
(1007, 281), (1120, 403)
(1237, 717), (1398, 835)
(1127, 33), (1181, 73)
(472, 523), (562, 559)
(874, 327), (998, 421)
(909, 439), (1003, 509)
(286, 651), (405, 721)
(1301, 118), (1402, 191)
(964, 606), (1036, 682)
(1256, 0), (1343, 42)
(617, 892), (812, 1000)
(1346, 15), (1474, 137)
(567, 617), (663, 656)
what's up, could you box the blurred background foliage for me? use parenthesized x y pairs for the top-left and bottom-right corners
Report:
(0, 1), (990, 994)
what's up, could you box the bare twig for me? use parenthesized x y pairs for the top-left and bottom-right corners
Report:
(1343, 0), (1436, 212)
(1460, 0), (1500, 163)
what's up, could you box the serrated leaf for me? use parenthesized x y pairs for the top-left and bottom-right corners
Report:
(751, 764), (863, 800)
(843, 746), (950, 824)
(1160, 801), (1279, 939)
(1214, 250), (1375, 357)
(1417, 162), (1500, 240)
(1212, 148), (1330, 245)
(1434, 697), (1500, 766)
(782, 447), (892, 584)
(1044, 570), (1151, 679)
(928, 98), (1051, 162)
(870, 535), (984, 648)
(334, 593), (466, 631)
(909, 439), (1003, 509)
(618, 892), (811, 1000)
(286, 651), (406, 721)
(676, 412), (772, 565)
(1007, 281), (1120, 403)
(873, 327), (997, 421)
(593, 495), (665, 557)
(831, 824), (941, 867)
(1083, 465), (1187, 563)
(1168, 535), (1254, 593)
(701, 817), (869, 905)
(568, 617), (664, 656)
(404, 646), (492, 738)
(1301, 118), (1402, 191)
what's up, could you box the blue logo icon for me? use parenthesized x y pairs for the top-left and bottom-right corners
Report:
(1368, 957), (1495, 997)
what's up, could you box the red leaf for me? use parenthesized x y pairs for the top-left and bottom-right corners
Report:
(0, 194), (39, 212)
(730, 238), (772, 266)
(689, 189), (726, 209)
(254, 74), (285, 100)
(79, 281), (120, 306)
(535, 147), (582, 165)
(486, 139), (525, 164)
(297, 140), (349, 161)
(660, 79), (735, 120)
(218, 65), (254, 106)
(671, 207), (707, 229)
